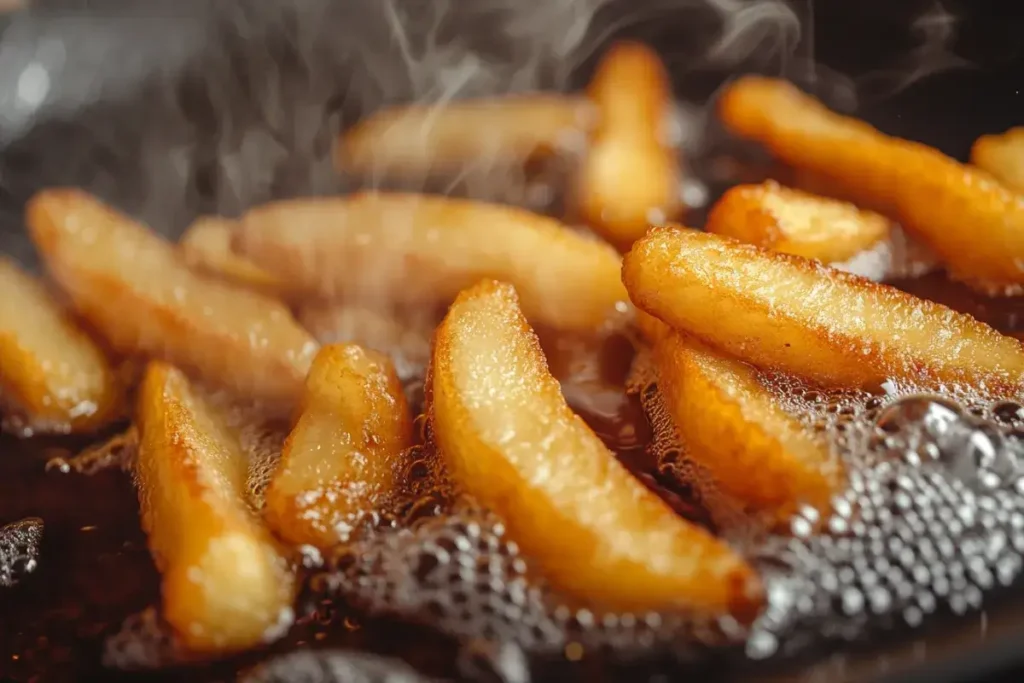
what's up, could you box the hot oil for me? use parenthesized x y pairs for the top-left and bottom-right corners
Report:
(4, 272), (1024, 682)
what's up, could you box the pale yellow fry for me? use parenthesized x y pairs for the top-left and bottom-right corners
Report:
(180, 217), (295, 299)
(27, 189), (318, 409)
(654, 330), (842, 523)
(0, 257), (121, 435)
(623, 227), (1024, 391)
(576, 41), (682, 248)
(338, 94), (594, 176)
(265, 344), (414, 550)
(235, 192), (629, 331)
(430, 279), (762, 618)
(972, 128), (1024, 193)
(706, 181), (890, 264)
(136, 361), (295, 653)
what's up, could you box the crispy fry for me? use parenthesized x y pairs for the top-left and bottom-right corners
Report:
(180, 217), (294, 299)
(653, 330), (842, 522)
(27, 190), (318, 409)
(575, 42), (681, 248)
(264, 344), (414, 549)
(0, 257), (121, 435)
(706, 181), (890, 264)
(338, 95), (594, 177)
(429, 280), (761, 617)
(971, 127), (1024, 193)
(719, 76), (1024, 293)
(135, 361), (294, 653)
(234, 192), (629, 331)
(623, 227), (1024, 391)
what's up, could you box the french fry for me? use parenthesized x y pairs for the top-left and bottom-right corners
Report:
(264, 344), (414, 549)
(234, 192), (629, 332)
(719, 77), (1024, 293)
(337, 95), (594, 177)
(27, 190), (318, 409)
(653, 330), (842, 522)
(0, 257), (121, 435)
(971, 127), (1024, 193)
(623, 227), (1024, 391)
(575, 42), (681, 249)
(429, 279), (762, 617)
(180, 217), (294, 299)
(705, 181), (890, 264)
(135, 361), (294, 653)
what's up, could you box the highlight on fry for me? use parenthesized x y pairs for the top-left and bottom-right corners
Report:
(264, 344), (414, 550)
(971, 127), (1024, 193)
(27, 189), (318, 409)
(575, 41), (682, 249)
(135, 361), (295, 653)
(719, 76), (1024, 294)
(705, 181), (890, 265)
(653, 330), (843, 524)
(0, 257), (121, 436)
(623, 227), (1024, 391)
(234, 192), (630, 331)
(429, 279), (762, 617)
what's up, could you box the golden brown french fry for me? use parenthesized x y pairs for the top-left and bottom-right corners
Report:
(180, 217), (294, 299)
(429, 279), (762, 617)
(135, 361), (294, 653)
(719, 77), (1024, 294)
(623, 227), (1024, 391)
(0, 257), (121, 435)
(234, 192), (629, 332)
(575, 42), (681, 249)
(264, 344), (413, 549)
(971, 127), (1024, 193)
(705, 181), (890, 264)
(653, 330), (842, 522)
(27, 190), (318, 409)
(337, 95), (594, 177)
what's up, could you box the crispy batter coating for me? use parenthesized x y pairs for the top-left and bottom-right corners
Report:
(971, 128), (1024, 193)
(0, 257), (121, 435)
(623, 227), (1024, 391)
(429, 279), (762, 618)
(719, 77), (1024, 293)
(27, 189), (317, 409)
(234, 192), (629, 331)
(654, 330), (843, 523)
(706, 181), (890, 264)
(264, 344), (414, 549)
(135, 361), (295, 653)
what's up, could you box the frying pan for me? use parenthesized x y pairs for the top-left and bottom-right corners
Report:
(1, 0), (1024, 681)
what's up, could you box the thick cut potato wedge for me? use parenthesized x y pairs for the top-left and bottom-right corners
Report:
(654, 331), (842, 522)
(429, 280), (761, 617)
(706, 181), (890, 264)
(135, 361), (294, 653)
(27, 190), (318, 409)
(338, 95), (594, 177)
(235, 192), (629, 331)
(623, 227), (1024, 391)
(0, 258), (121, 435)
(180, 217), (294, 299)
(575, 42), (681, 249)
(971, 128), (1024, 193)
(719, 77), (1024, 293)
(264, 344), (413, 549)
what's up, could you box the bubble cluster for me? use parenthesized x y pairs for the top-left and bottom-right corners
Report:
(102, 608), (184, 671)
(240, 650), (441, 683)
(0, 516), (43, 588)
